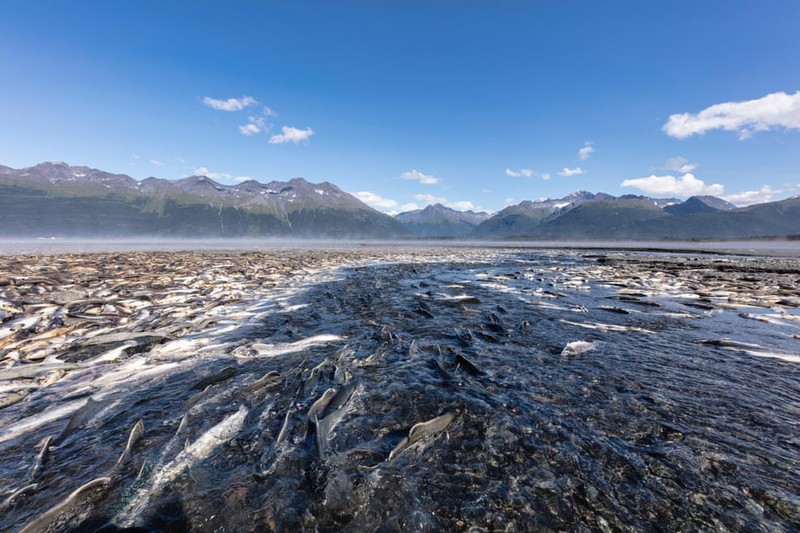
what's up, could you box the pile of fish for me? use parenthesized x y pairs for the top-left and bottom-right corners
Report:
(1, 247), (799, 531)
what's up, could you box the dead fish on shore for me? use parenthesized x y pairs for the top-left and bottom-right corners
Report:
(561, 341), (597, 356)
(0, 388), (32, 410)
(389, 409), (459, 460)
(0, 362), (81, 381)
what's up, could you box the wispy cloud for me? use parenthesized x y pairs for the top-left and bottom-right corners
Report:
(505, 168), (534, 178)
(353, 191), (398, 209)
(448, 200), (476, 211)
(664, 156), (698, 174)
(621, 173), (724, 197)
(413, 193), (447, 204)
(149, 159), (165, 167)
(202, 95), (259, 112)
(506, 168), (550, 180)
(558, 167), (586, 177)
(412, 193), (480, 211)
(663, 91), (800, 140)
(239, 116), (267, 136)
(399, 202), (419, 212)
(402, 169), (440, 186)
(269, 126), (314, 144)
(578, 142), (595, 161)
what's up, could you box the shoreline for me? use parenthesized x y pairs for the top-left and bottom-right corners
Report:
(1, 238), (800, 258)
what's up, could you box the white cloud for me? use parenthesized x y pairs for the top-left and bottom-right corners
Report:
(402, 169), (440, 185)
(263, 107), (277, 117)
(269, 126), (314, 144)
(132, 153), (140, 160)
(723, 185), (780, 206)
(505, 168), (550, 180)
(448, 200), (476, 211)
(239, 116), (267, 136)
(621, 172), (724, 197)
(663, 91), (800, 140)
(174, 156), (186, 164)
(504, 197), (515, 206)
(400, 202), (420, 212)
(578, 142), (595, 161)
(149, 159), (165, 167)
(202, 95), (259, 112)
(353, 191), (398, 209)
(413, 193), (446, 204)
(664, 156), (698, 174)
(558, 167), (586, 177)
(505, 168), (534, 178)
(193, 166), (232, 181)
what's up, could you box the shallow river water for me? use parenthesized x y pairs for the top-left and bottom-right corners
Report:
(1, 248), (799, 531)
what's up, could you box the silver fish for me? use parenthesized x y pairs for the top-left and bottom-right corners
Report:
(20, 476), (112, 533)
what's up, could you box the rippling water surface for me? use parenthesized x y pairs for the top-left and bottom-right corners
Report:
(1, 248), (799, 531)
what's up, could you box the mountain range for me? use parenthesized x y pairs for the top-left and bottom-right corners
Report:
(1, 162), (799, 241)
(0, 162), (407, 238)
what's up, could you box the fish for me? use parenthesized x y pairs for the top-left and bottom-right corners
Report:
(325, 379), (360, 415)
(56, 397), (104, 444)
(303, 360), (328, 394)
(191, 365), (238, 390)
(19, 476), (113, 533)
(240, 370), (281, 396)
(559, 319), (654, 334)
(0, 363), (81, 381)
(596, 305), (630, 314)
(389, 410), (458, 460)
(27, 435), (52, 482)
(116, 419), (144, 466)
(561, 341), (597, 356)
(700, 339), (800, 363)
(0, 483), (38, 511)
(114, 406), (248, 526)
(0, 388), (31, 410)
(454, 352), (482, 375)
(307, 388), (336, 422)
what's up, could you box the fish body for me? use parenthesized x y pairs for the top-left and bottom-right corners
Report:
(561, 341), (597, 356)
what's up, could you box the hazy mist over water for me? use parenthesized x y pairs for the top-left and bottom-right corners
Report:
(2, 238), (800, 257)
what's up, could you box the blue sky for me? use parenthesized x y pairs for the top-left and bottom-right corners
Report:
(1, 1), (799, 213)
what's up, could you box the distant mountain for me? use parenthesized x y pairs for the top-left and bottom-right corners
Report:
(663, 195), (736, 215)
(0, 162), (408, 238)
(3, 162), (798, 241)
(470, 190), (611, 238)
(468, 190), (800, 241)
(395, 203), (490, 238)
